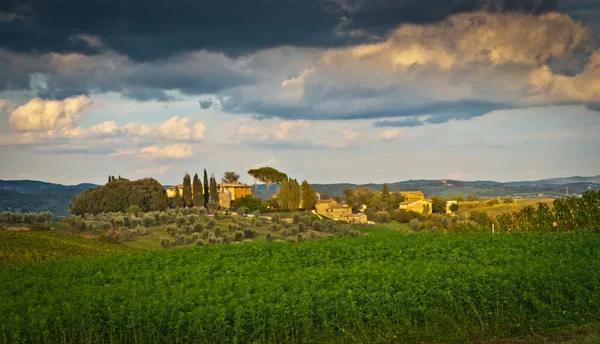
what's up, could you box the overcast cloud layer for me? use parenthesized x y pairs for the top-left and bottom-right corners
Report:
(0, 0), (599, 184)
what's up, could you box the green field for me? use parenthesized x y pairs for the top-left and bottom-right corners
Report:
(1, 231), (599, 343)
(0, 231), (134, 265)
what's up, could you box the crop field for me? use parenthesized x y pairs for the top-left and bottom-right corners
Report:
(0, 231), (134, 265)
(460, 198), (555, 218)
(1, 232), (599, 343)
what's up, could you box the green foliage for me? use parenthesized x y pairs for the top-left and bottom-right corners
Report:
(0, 231), (132, 265)
(409, 218), (422, 231)
(125, 205), (141, 214)
(209, 175), (218, 203)
(468, 210), (492, 231)
(192, 173), (203, 207)
(172, 186), (184, 208)
(371, 211), (391, 223)
(247, 166), (287, 199)
(487, 198), (500, 206)
(449, 203), (459, 213)
(4, 233), (599, 342)
(288, 179), (300, 210)
(301, 180), (317, 210)
(231, 195), (264, 211)
(503, 196), (514, 204)
(381, 183), (390, 201)
(467, 194), (480, 201)
(203, 169), (210, 207)
(70, 178), (166, 215)
(496, 191), (600, 233)
(278, 178), (289, 209)
(222, 171), (240, 183)
(0, 211), (52, 224)
(183, 173), (193, 207)
(431, 197), (446, 214)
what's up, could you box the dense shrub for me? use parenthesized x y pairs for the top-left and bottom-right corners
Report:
(70, 178), (167, 215)
(409, 218), (422, 232)
(392, 210), (423, 223)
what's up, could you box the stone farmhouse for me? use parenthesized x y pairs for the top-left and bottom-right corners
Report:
(398, 191), (432, 214)
(165, 182), (252, 209)
(315, 199), (368, 224)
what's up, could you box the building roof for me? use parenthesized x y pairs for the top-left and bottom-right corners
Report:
(399, 191), (425, 198)
(165, 184), (183, 190)
(218, 182), (250, 188)
(400, 199), (421, 205)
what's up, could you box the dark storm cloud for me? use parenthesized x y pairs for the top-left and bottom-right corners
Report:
(199, 99), (213, 109)
(224, 95), (513, 124)
(373, 117), (425, 127)
(0, 50), (252, 101)
(0, 0), (560, 61)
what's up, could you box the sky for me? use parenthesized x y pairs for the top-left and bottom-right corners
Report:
(0, 0), (599, 186)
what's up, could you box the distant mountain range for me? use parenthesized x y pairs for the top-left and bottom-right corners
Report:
(0, 180), (99, 217)
(1, 175), (598, 216)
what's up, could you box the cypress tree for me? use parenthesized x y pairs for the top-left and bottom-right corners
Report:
(289, 179), (300, 210)
(203, 169), (209, 207)
(301, 180), (317, 210)
(210, 174), (218, 203)
(192, 173), (202, 207)
(173, 187), (183, 208)
(279, 178), (290, 209)
(182, 173), (192, 207)
(382, 183), (390, 202)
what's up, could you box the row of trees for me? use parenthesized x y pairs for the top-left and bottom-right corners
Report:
(0, 211), (53, 224)
(496, 190), (600, 233)
(277, 178), (317, 210)
(171, 169), (223, 209)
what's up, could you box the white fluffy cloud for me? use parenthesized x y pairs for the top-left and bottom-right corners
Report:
(379, 128), (403, 141)
(9, 96), (95, 131)
(124, 116), (207, 141)
(233, 119), (311, 142)
(529, 50), (600, 102)
(140, 143), (194, 159)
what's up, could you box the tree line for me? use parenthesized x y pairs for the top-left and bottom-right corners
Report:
(70, 178), (167, 215)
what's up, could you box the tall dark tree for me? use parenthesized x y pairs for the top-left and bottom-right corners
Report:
(210, 174), (218, 203)
(289, 179), (300, 210)
(301, 180), (317, 210)
(173, 187), (183, 208)
(279, 178), (290, 209)
(192, 173), (202, 207)
(182, 173), (192, 207)
(382, 184), (390, 202)
(222, 171), (240, 184)
(203, 169), (209, 207)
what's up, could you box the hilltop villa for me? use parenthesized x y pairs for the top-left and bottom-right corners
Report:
(397, 190), (432, 214)
(315, 199), (368, 224)
(218, 183), (252, 208)
(164, 182), (252, 208)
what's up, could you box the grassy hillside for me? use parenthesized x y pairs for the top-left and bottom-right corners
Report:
(0, 231), (134, 265)
(1, 232), (599, 343)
